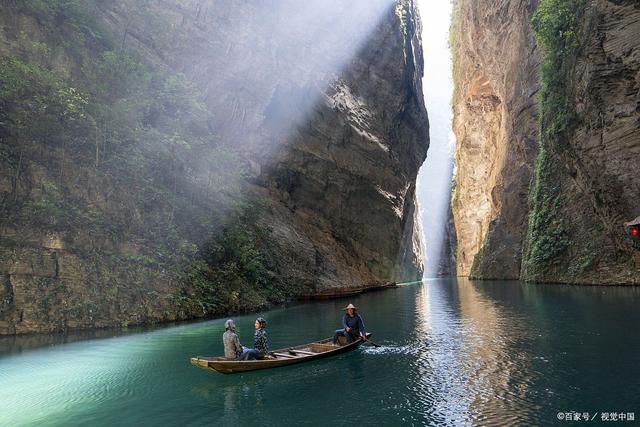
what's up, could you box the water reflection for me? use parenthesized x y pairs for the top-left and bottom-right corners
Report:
(2, 279), (640, 426)
(456, 279), (540, 426)
(414, 280), (477, 425)
(408, 278), (640, 426)
(0, 320), (205, 356)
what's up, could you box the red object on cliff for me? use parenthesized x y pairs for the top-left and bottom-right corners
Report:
(624, 217), (640, 251)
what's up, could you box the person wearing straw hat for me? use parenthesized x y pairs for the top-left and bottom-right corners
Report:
(222, 319), (243, 360)
(332, 303), (367, 345)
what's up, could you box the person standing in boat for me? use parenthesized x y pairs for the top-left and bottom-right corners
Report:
(223, 319), (244, 360)
(332, 303), (366, 345)
(240, 317), (270, 360)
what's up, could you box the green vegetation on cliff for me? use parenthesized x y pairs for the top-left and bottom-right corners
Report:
(0, 1), (292, 332)
(523, 0), (586, 279)
(448, 0), (462, 99)
(180, 199), (299, 315)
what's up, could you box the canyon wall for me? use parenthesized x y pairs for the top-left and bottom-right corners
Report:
(522, 0), (639, 284)
(452, 0), (639, 283)
(451, 0), (540, 278)
(0, 0), (429, 335)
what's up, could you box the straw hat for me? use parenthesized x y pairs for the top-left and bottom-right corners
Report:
(343, 303), (357, 311)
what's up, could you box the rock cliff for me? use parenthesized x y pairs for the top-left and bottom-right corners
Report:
(451, 0), (540, 278)
(451, 0), (639, 283)
(0, 0), (428, 335)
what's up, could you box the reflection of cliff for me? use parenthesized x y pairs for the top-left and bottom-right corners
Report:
(412, 279), (535, 423)
(0, 1), (428, 335)
(456, 279), (539, 421)
(451, 0), (639, 284)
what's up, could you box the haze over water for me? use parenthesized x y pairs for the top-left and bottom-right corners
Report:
(2, 279), (639, 426)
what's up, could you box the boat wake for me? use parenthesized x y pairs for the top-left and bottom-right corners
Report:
(361, 344), (421, 356)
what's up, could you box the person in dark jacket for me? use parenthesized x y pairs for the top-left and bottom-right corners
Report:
(240, 317), (269, 360)
(332, 303), (366, 345)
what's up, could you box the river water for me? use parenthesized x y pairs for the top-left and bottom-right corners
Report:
(1, 279), (639, 426)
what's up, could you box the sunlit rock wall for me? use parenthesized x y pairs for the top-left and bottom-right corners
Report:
(451, 0), (639, 283)
(450, 0), (539, 278)
(113, 0), (429, 288)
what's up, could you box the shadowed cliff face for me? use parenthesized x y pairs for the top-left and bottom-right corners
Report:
(522, 0), (640, 284)
(0, 1), (428, 334)
(452, 0), (639, 284)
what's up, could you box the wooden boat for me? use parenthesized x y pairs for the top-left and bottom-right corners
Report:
(190, 334), (371, 374)
(298, 282), (397, 300)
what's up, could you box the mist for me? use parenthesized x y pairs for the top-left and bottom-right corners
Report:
(416, 0), (455, 277)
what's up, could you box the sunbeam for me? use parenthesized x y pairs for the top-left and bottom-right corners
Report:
(416, 0), (455, 277)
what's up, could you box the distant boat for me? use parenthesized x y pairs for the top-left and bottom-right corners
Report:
(190, 334), (371, 374)
(298, 282), (397, 300)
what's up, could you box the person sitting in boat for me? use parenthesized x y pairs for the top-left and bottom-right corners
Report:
(240, 317), (270, 360)
(223, 319), (243, 360)
(332, 303), (366, 345)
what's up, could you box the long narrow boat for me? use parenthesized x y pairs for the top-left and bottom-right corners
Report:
(190, 334), (370, 374)
(298, 282), (397, 301)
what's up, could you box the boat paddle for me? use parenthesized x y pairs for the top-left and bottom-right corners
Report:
(362, 336), (381, 347)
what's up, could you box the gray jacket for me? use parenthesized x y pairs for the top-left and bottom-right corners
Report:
(223, 330), (243, 359)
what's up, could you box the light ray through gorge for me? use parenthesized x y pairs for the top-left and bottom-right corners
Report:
(416, 0), (456, 277)
(100, 0), (425, 286)
(100, 0), (400, 210)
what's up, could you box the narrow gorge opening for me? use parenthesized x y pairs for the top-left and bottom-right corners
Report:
(415, 0), (455, 278)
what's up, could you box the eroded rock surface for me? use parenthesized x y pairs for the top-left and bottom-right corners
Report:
(451, 0), (539, 278)
(452, 0), (639, 283)
(0, 0), (429, 334)
(522, 0), (640, 284)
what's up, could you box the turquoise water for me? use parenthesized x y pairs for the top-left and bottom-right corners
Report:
(1, 278), (639, 426)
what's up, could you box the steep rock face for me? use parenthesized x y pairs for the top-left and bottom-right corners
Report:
(0, 1), (428, 334)
(522, 0), (640, 284)
(451, 0), (540, 278)
(99, 0), (429, 287)
(452, 0), (639, 283)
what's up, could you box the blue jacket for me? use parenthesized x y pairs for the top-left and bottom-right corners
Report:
(342, 313), (366, 336)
